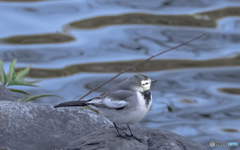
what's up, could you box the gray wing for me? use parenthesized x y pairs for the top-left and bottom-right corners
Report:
(89, 90), (136, 109)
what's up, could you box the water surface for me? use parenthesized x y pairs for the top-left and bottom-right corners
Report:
(0, 0), (240, 149)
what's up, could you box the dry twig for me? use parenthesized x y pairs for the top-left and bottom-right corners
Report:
(78, 33), (206, 101)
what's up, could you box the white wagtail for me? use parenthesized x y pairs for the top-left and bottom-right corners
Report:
(54, 74), (156, 141)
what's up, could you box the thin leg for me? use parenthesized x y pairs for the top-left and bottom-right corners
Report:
(113, 123), (131, 140)
(126, 124), (142, 142)
(127, 124), (133, 136)
(113, 122), (121, 136)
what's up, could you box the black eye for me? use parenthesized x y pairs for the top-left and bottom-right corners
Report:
(145, 83), (149, 85)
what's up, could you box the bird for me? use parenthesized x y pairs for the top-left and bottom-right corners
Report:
(54, 74), (156, 141)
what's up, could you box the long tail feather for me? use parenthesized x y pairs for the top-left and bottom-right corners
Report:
(54, 101), (88, 108)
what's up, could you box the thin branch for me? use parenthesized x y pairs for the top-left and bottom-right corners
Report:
(78, 33), (206, 101)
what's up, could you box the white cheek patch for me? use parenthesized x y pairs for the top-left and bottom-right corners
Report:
(141, 79), (151, 90)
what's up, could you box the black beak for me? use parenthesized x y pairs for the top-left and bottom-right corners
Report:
(151, 80), (158, 84)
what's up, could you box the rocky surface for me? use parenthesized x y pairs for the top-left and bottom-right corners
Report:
(64, 127), (206, 150)
(0, 97), (206, 150)
(0, 101), (111, 150)
(0, 85), (16, 101)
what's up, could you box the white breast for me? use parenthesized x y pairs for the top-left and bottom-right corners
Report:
(135, 92), (152, 119)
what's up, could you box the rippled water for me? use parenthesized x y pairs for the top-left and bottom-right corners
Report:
(0, 0), (240, 149)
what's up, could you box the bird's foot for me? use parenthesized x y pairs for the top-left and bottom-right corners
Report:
(118, 132), (142, 142)
(122, 132), (131, 137)
(116, 133), (131, 140)
(129, 134), (142, 143)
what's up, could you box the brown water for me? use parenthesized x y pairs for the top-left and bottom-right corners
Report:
(0, 0), (240, 149)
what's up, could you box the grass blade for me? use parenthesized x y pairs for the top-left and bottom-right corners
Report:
(0, 60), (8, 86)
(8, 80), (37, 86)
(9, 88), (30, 95)
(17, 94), (62, 102)
(9, 59), (17, 81)
(16, 65), (31, 80)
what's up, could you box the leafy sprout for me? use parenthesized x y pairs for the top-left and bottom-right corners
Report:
(0, 59), (61, 102)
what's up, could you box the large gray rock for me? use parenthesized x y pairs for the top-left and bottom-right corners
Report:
(0, 100), (206, 150)
(0, 101), (111, 150)
(64, 127), (206, 150)
(0, 85), (16, 101)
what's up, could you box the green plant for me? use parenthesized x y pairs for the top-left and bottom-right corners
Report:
(0, 59), (61, 102)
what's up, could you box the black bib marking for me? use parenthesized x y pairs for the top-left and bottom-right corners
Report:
(141, 90), (151, 107)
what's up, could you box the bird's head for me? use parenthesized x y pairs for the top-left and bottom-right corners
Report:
(127, 74), (157, 92)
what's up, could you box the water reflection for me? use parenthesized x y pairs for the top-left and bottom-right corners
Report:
(0, 0), (240, 149)
(2, 33), (74, 44)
